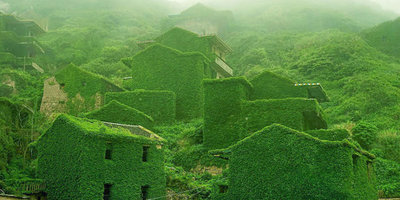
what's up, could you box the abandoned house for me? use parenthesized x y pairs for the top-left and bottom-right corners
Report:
(0, 14), (45, 73)
(210, 124), (377, 200)
(40, 64), (124, 117)
(203, 72), (328, 149)
(124, 27), (233, 121)
(137, 27), (233, 78)
(203, 72), (329, 149)
(36, 114), (166, 200)
(164, 3), (234, 36)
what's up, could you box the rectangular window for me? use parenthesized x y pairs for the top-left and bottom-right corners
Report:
(141, 185), (149, 200)
(219, 185), (228, 193)
(103, 184), (112, 200)
(352, 154), (359, 166)
(105, 142), (112, 160)
(142, 146), (150, 162)
(367, 161), (373, 180)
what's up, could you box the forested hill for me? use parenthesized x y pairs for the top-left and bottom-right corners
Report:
(1, 0), (400, 198)
(362, 17), (400, 59)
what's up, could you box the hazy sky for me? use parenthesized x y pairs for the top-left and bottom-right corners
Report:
(370, 0), (400, 14)
(169, 0), (400, 14)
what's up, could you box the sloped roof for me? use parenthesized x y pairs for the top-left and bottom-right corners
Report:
(125, 43), (210, 67)
(85, 100), (154, 127)
(210, 124), (374, 160)
(156, 27), (232, 53)
(39, 114), (161, 143)
(0, 14), (45, 35)
(54, 64), (125, 97)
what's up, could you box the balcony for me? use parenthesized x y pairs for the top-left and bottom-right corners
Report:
(213, 56), (233, 77)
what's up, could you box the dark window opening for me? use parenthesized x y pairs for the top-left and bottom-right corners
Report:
(142, 146), (150, 162)
(103, 184), (112, 200)
(367, 161), (373, 180)
(105, 142), (112, 160)
(352, 154), (359, 167)
(141, 185), (149, 200)
(219, 185), (228, 193)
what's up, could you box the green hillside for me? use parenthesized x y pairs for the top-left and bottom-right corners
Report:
(362, 17), (400, 58)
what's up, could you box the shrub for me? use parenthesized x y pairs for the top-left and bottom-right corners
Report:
(374, 157), (400, 198)
(352, 121), (378, 150)
(375, 130), (400, 163)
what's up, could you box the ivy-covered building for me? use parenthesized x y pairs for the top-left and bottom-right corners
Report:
(137, 27), (233, 78)
(40, 64), (124, 117)
(203, 72), (329, 149)
(36, 114), (166, 200)
(211, 124), (377, 200)
(125, 27), (233, 121)
(123, 44), (209, 120)
(0, 13), (45, 73)
(163, 3), (234, 36)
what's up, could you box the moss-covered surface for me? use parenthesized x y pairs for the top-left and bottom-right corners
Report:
(37, 114), (166, 200)
(211, 124), (377, 200)
(105, 90), (176, 125)
(123, 44), (209, 120)
(85, 100), (154, 128)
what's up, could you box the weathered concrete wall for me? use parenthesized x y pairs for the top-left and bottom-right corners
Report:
(40, 77), (68, 117)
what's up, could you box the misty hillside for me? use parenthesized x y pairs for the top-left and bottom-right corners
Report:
(1, 0), (400, 199)
(362, 17), (400, 59)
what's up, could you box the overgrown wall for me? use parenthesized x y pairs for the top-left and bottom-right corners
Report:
(203, 77), (252, 149)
